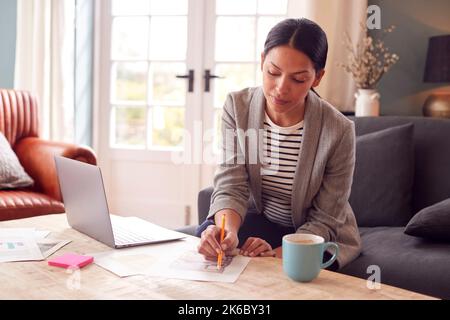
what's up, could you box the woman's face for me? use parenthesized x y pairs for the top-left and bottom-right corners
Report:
(261, 45), (324, 115)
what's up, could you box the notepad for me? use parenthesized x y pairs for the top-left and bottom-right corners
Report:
(48, 253), (93, 269)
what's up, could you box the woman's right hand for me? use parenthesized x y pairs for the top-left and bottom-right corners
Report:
(197, 224), (239, 261)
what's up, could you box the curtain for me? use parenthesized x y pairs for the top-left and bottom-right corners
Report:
(14, 0), (75, 141)
(288, 0), (368, 112)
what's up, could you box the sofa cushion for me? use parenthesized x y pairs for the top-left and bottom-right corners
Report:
(404, 198), (450, 242)
(349, 123), (414, 227)
(0, 132), (34, 189)
(175, 225), (198, 236)
(339, 227), (450, 299)
(0, 190), (65, 221)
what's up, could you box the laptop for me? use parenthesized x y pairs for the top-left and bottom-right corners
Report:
(54, 156), (185, 248)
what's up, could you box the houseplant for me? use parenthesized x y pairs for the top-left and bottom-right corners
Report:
(339, 23), (399, 116)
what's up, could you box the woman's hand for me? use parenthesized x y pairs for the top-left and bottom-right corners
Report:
(197, 224), (239, 261)
(240, 237), (276, 257)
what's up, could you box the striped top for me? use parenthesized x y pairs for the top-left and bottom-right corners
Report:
(261, 112), (303, 227)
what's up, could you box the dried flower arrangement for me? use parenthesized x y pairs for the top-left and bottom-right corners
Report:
(339, 22), (400, 89)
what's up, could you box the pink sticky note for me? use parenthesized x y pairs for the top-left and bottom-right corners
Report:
(48, 253), (94, 269)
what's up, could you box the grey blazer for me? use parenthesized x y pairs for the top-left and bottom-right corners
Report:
(207, 87), (362, 268)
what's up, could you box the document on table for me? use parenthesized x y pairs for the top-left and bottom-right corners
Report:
(90, 239), (251, 283)
(158, 249), (251, 283)
(37, 238), (71, 259)
(0, 228), (71, 262)
(0, 228), (43, 262)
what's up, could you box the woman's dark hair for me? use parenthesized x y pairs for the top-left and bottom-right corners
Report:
(264, 18), (328, 96)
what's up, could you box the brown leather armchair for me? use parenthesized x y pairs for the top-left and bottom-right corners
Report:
(0, 89), (97, 221)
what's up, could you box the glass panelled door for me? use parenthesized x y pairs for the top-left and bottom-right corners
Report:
(97, 0), (287, 228)
(110, 0), (188, 150)
(201, 0), (287, 186)
(98, 0), (199, 229)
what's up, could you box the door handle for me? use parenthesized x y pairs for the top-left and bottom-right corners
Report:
(204, 69), (224, 92)
(176, 69), (194, 92)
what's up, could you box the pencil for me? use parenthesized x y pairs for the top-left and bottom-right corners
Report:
(217, 213), (226, 270)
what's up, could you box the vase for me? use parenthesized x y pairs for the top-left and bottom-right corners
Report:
(354, 89), (380, 117)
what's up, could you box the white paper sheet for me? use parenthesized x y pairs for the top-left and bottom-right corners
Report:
(0, 228), (71, 262)
(0, 228), (43, 262)
(90, 239), (189, 277)
(90, 239), (251, 283)
(35, 230), (51, 239)
(36, 239), (72, 258)
(33, 229), (72, 258)
(158, 249), (251, 283)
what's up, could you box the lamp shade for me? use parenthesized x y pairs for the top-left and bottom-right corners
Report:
(423, 35), (450, 83)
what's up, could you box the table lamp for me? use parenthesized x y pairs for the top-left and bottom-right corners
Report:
(423, 35), (450, 118)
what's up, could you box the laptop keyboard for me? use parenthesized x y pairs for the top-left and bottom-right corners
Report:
(112, 223), (156, 245)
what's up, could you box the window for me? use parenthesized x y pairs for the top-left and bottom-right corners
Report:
(109, 0), (188, 150)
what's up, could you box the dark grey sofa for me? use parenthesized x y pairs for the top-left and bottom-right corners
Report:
(180, 116), (450, 299)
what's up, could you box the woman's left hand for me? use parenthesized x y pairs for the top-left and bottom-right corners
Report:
(239, 237), (276, 257)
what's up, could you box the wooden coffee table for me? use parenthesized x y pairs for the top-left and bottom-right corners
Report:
(0, 214), (436, 300)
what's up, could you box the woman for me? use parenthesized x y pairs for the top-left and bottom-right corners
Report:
(196, 18), (361, 270)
